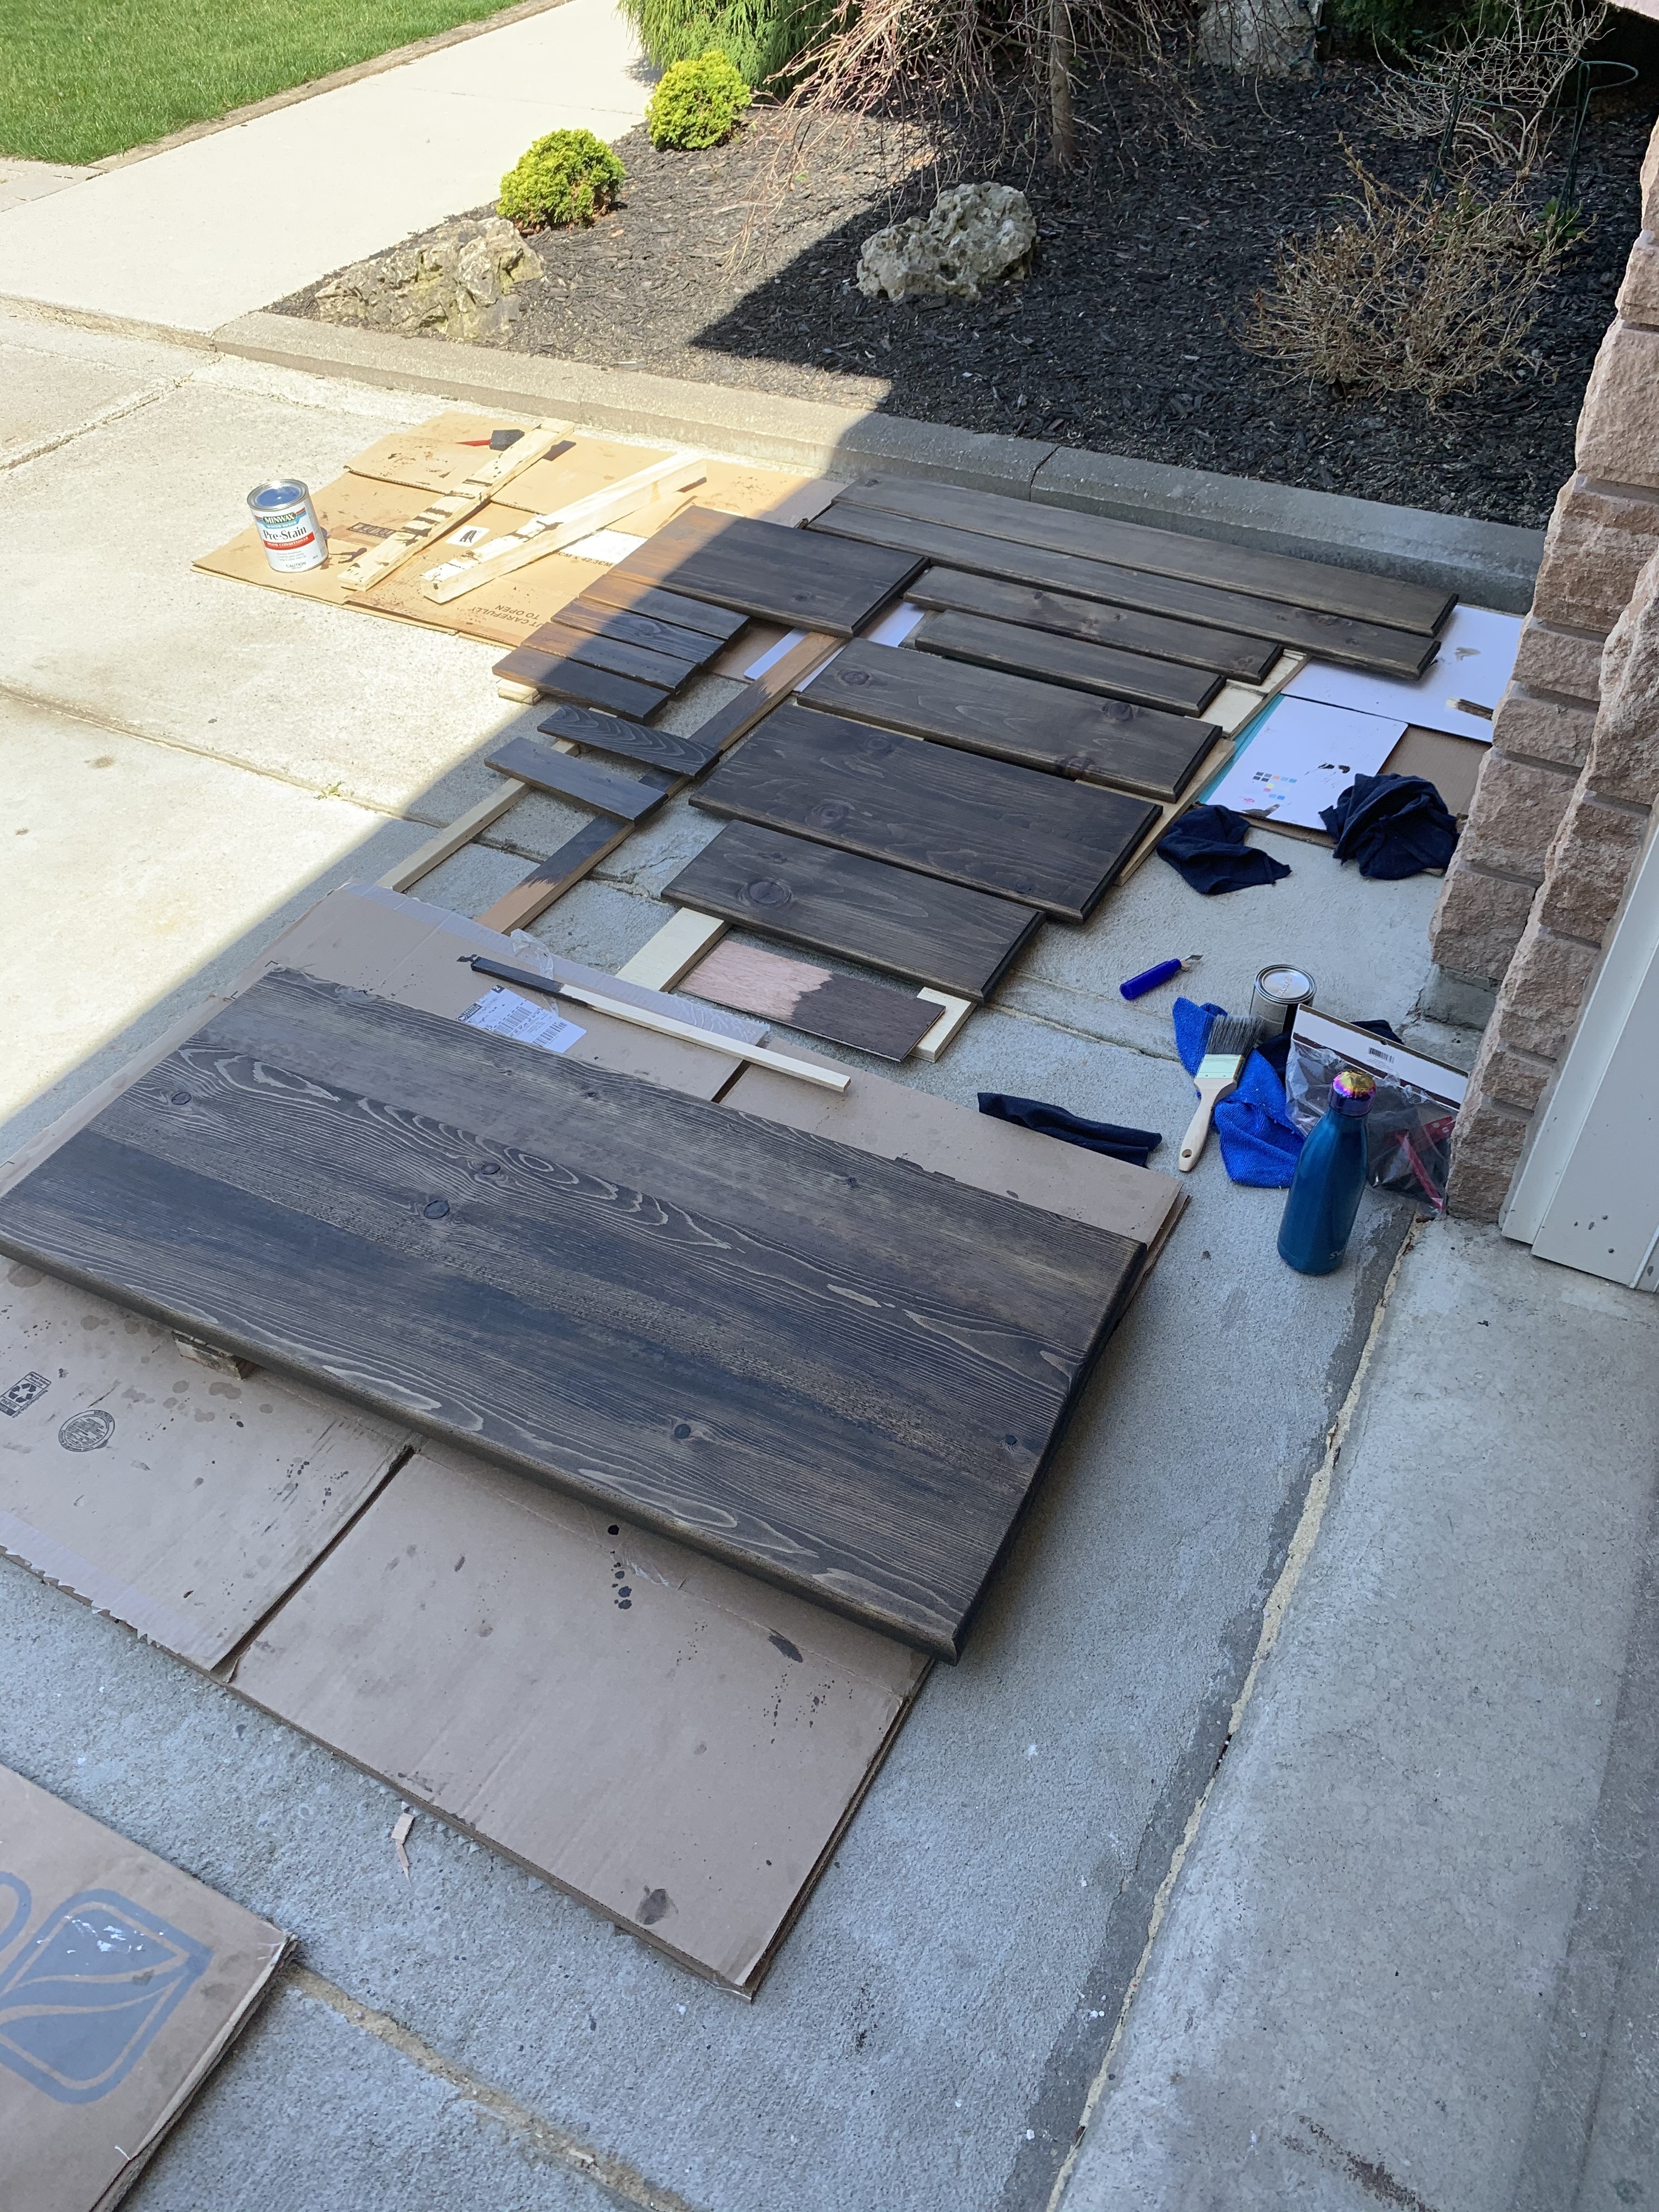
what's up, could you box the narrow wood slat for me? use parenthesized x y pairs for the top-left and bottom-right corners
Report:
(800, 639), (1218, 801)
(488, 649), (668, 720)
(599, 507), (923, 636)
(908, 567), (1279, 682)
(682, 938), (938, 1062)
(537, 599), (727, 664)
(476, 814), (640, 934)
(484, 736), (671, 823)
(912, 608), (1223, 714)
(693, 701), (1155, 922)
(537, 704), (721, 776)
(831, 473), (1453, 635)
(526, 621), (701, 691)
(0, 969), (1141, 1656)
(664, 821), (1040, 1001)
(809, 506), (1439, 678)
(577, 574), (750, 640)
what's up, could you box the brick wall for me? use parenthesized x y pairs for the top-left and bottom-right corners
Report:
(1432, 120), (1659, 1218)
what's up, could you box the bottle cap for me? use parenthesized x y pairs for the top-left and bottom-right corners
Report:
(1331, 1066), (1377, 1115)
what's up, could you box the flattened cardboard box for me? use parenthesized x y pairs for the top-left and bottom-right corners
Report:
(0, 1764), (286, 2212)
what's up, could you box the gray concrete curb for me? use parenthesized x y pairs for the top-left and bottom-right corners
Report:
(215, 309), (1545, 610)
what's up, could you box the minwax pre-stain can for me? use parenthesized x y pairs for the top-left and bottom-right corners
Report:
(247, 478), (327, 572)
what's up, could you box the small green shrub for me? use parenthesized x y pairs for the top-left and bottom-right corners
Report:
(619, 0), (834, 91)
(646, 52), (752, 148)
(498, 128), (624, 231)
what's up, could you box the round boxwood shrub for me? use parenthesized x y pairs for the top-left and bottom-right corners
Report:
(646, 52), (752, 149)
(498, 129), (625, 231)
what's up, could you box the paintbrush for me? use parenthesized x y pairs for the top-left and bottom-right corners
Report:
(1178, 1014), (1260, 1173)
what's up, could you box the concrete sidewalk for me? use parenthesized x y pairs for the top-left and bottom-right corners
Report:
(0, 0), (651, 334)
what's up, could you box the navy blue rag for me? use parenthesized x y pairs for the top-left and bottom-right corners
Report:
(1321, 772), (1459, 879)
(1156, 804), (1293, 895)
(1172, 998), (1304, 1187)
(977, 1094), (1162, 1167)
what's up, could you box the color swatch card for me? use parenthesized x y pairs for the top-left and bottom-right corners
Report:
(1283, 602), (1520, 742)
(1205, 697), (1404, 828)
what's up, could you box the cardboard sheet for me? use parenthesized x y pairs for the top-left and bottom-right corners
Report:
(0, 1763), (287, 2212)
(232, 1444), (927, 1993)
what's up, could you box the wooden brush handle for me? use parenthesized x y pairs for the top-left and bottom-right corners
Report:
(1179, 1081), (1227, 1173)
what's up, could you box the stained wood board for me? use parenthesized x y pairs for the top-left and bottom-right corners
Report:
(595, 507), (924, 635)
(693, 699), (1156, 922)
(537, 702), (723, 776)
(664, 820), (1042, 1001)
(508, 619), (700, 691)
(484, 735), (672, 822)
(540, 598), (730, 664)
(906, 567), (1279, 681)
(0, 968), (1141, 1657)
(913, 606), (1223, 714)
(809, 505), (1440, 679)
(488, 647), (668, 720)
(829, 473), (1454, 635)
(800, 638), (1219, 800)
(681, 938), (938, 1061)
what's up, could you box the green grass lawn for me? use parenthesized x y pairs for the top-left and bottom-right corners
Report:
(2, 0), (536, 164)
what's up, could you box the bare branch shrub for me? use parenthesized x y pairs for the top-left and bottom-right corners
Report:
(1243, 154), (1574, 402)
(1374, 0), (1608, 177)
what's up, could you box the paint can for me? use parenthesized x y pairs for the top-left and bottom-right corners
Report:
(247, 479), (327, 572)
(1250, 963), (1316, 1037)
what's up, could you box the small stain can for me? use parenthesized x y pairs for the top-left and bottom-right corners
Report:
(247, 478), (327, 572)
(1250, 963), (1317, 1036)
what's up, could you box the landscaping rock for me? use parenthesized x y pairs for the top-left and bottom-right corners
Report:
(314, 216), (542, 344)
(856, 183), (1036, 304)
(1196, 0), (1322, 76)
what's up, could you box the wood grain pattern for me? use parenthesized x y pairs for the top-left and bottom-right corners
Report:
(536, 704), (721, 776)
(664, 821), (1041, 1000)
(488, 648), (668, 719)
(809, 506), (1440, 678)
(537, 599), (727, 664)
(912, 607), (1223, 713)
(800, 640), (1218, 800)
(520, 620), (701, 691)
(0, 970), (1141, 1657)
(484, 736), (670, 822)
(693, 701), (1155, 921)
(476, 813), (644, 933)
(830, 472), (1453, 635)
(682, 938), (940, 1061)
(600, 507), (923, 635)
(577, 574), (749, 639)
(907, 567), (1279, 680)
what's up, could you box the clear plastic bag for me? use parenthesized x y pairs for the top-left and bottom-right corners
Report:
(1285, 1031), (1459, 1215)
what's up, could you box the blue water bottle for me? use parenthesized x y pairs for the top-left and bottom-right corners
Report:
(1277, 1067), (1376, 1275)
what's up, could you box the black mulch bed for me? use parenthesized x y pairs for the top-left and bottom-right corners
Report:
(282, 63), (1658, 529)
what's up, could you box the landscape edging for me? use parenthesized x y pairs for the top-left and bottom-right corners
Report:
(215, 308), (1545, 609)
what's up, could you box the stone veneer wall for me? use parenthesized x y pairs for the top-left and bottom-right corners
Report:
(1431, 119), (1659, 1218)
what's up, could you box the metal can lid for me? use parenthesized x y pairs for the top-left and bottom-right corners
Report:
(248, 480), (308, 511)
(1257, 964), (1314, 1001)
(1332, 1066), (1378, 1113)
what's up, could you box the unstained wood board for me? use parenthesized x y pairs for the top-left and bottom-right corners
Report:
(694, 699), (1155, 921)
(0, 970), (1138, 1658)
(665, 820), (1042, 1000)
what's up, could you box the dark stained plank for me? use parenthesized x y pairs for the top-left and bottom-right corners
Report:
(693, 701), (1155, 922)
(599, 506), (923, 636)
(576, 574), (750, 640)
(527, 621), (699, 691)
(537, 599), (726, 664)
(912, 608), (1223, 714)
(909, 567), (1279, 682)
(664, 821), (1041, 1000)
(799, 640), (1218, 801)
(537, 703), (721, 776)
(478, 807), (661, 934)
(0, 969), (1141, 1657)
(808, 505), (1440, 678)
(830, 472), (1454, 635)
(489, 648), (667, 720)
(682, 937), (938, 1062)
(484, 736), (670, 823)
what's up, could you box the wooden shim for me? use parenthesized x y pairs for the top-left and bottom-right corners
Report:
(617, 909), (730, 990)
(681, 938), (939, 1062)
(336, 422), (568, 594)
(663, 821), (1042, 1001)
(0, 969), (1140, 1656)
(809, 506), (1440, 679)
(598, 507), (924, 636)
(484, 737), (672, 823)
(912, 607), (1223, 714)
(693, 699), (1157, 922)
(799, 639), (1218, 801)
(421, 455), (707, 602)
(379, 783), (528, 895)
(829, 473), (1454, 635)
(538, 599), (727, 664)
(537, 703), (721, 776)
(915, 990), (973, 1062)
(519, 621), (699, 691)
(906, 567), (1279, 681)
(579, 574), (749, 640)
(488, 649), (668, 720)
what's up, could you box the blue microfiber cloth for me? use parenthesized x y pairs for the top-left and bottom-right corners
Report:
(1157, 804), (1294, 895)
(978, 1093), (1162, 1167)
(1320, 772), (1459, 879)
(1173, 997), (1305, 1188)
